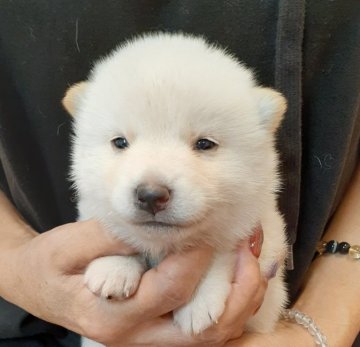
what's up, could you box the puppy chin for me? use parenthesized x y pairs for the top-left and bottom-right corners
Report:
(102, 211), (208, 255)
(129, 216), (205, 238)
(135, 221), (185, 230)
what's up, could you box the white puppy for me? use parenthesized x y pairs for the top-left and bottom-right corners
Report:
(63, 33), (288, 346)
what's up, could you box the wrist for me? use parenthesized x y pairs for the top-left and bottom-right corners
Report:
(278, 319), (315, 346)
(281, 309), (328, 346)
(0, 223), (37, 251)
(0, 232), (35, 302)
(226, 319), (316, 347)
(293, 256), (359, 347)
(0, 193), (38, 252)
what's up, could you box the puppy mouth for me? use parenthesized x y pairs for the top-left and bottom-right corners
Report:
(137, 221), (180, 229)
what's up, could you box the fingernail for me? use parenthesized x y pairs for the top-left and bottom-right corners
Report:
(266, 261), (279, 279)
(249, 224), (264, 258)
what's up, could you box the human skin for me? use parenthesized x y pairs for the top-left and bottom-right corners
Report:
(1, 165), (358, 346)
(0, 191), (266, 346)
(109, 164), (360, 347)
(227, 164), (360, 347)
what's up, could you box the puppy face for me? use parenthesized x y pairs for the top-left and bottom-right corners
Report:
(66, 34), (286, 252)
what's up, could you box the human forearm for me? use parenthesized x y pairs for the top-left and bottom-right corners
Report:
(227, 164), (360, 347)
(0, 190), (38, 251)
(0, 190), (220, 344)
(293, 164), (360, 346)
(0, 191), (38, 300)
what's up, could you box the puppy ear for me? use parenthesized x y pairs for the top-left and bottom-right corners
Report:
(255, 87), (287, 133)
(62, 82), (88, 117)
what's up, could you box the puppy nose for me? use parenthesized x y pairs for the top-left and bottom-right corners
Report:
(136, 184), (170, 215)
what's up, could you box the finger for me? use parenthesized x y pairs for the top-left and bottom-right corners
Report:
(74, 246), (213, 342)
(114, 245), (264, 344)
(265, 261), (280, 280)
(47, 220), (136, 270)
(121, 246), (214, 322)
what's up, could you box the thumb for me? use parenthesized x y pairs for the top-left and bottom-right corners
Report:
(233, 241), (262, 289)
(47, 219), (136, 271)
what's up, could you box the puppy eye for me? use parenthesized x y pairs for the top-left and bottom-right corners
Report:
(195, 138), (218, 151)
(112, 137), (129, 149)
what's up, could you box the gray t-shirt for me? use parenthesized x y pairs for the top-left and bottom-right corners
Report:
(0, 0), (359, 345)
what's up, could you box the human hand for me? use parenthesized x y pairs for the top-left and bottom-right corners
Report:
(0, 220), (213, 345)
(0, 218), (267, 347)
(106, 239), (268, 347)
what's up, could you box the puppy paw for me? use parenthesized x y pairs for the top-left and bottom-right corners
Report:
(84, 255), (146, 299)
(173, 282), (231, 335)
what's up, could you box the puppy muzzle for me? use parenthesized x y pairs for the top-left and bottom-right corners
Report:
(135, 183), (170, 215)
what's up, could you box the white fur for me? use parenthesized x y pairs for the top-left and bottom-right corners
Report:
(84, 255), (146, 298)
(69, 33), (288, 346)
(173, 252), (234, 335)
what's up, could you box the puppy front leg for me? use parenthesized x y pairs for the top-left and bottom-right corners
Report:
(84, 255), (146, 299)
(173, 252), (235, 335)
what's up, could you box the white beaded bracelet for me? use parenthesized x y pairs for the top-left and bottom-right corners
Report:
(281, 309), (328, 346)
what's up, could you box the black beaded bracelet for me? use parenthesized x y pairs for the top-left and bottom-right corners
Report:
(317, 240), (360, 259)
